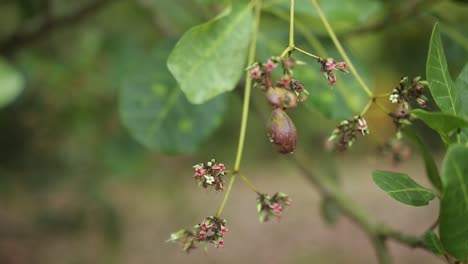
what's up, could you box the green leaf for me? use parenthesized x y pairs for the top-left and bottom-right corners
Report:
(167, 3), (253, 104)
(372, 170), (436, 206)
(439, 144), (468, 261)
(0, 57), (25, 109)
(120, 47), (227, 154)
(411, 109), (468, 144)
(423, 230), (446, 255)
(456, 63), (468, 117)
(426, 22), (462, 116)
(403, 128), (442, 191)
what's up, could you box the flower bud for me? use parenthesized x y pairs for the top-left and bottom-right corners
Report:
(265, 87), (298, 109)
(267, 108), (297, 154)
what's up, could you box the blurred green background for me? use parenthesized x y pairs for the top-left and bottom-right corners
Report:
(0, 0), (466, 263)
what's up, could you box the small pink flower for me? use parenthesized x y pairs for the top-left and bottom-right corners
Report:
(194, 165), (205, 177)
(356, 118), (368, 135)
(279, 76), (291, 87)
(217, 239), (225, 248)
(325, 59), (336, 71)
(197, 230), (207, 239)
(213, 163), (225, 171)
(327, 74), (336, 86)
(416, 98), (426, 107)
(200, 222), (210, 231)
(265, 59), (278, 72)
(220, 226), (228, 236)
(250, 66), (262, 79)
(271, 203), (282, 214)
(336, 62), (348, 73)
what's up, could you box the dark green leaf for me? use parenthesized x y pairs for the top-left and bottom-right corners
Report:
(456, 63), (468, 117)
(320, 198), (341, 225)
(423, 230), (446, 255)
(167, 3), (253, 104)
(120, 47), (227, 154)
(372, 170), (436, 206)
(403, 128), (442, 191)
(426, 23), (462, 115)
(411, 109), (468, 144)
(439, 144), (468, 261)
(0, 57), (24, 108)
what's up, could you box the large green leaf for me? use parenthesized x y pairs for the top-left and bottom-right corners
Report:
(439, 144), (468, 261)
(456, 63), (468, 143)
(372, 170), (436, 206)
(426, 23), (462, 116)
(423, 230), (446, 255)
(403, 128), (442, 191)
(411, 109), (468, 144)
(0, 57), (25, 109)
(457, 63), (468, 116)
(120, 47), (227, 154)
(167, 3), (253, 104)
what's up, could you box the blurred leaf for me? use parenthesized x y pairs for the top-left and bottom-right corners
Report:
(320, 197), (341, 225)
(439, 144), (468, 261)
(167, 3), (253, 104)
(120, 43), (227, 154)
(423, 230), (446, 255)
(411, 109), (468, 144)
(372, 170), (436, 206)
(457, 63), (468, 116)
(0, 57), (24, 109)
(456, 63), (468, 142)
(403, 128), (442, 191)
(263, 0), (383, 35)
(426, 23), (462, 116)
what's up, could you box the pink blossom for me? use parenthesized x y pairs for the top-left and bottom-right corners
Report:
(416, 98), (426, 107)
(194, 165), (205, 177)
(217, 239), (225, 248)
(336, 62), (348, 73)
(265, 59), (278, 72)
(220, 226), (228, 236)
(271, 203), (282, 214)
(197, 230), (207, 239)
(200, 222), (210, 231)
(250, 66), (262, 79)
(213, 163), (225, 171)
(327, 74), (336, 86)
(325, 59), (336, 71)
(279, 76), (291, 87)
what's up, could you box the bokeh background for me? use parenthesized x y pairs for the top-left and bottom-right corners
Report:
(0, 0), (467, 263)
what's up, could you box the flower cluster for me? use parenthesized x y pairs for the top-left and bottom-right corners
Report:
(327, 116), (369, 152)
(319, 58), (349, 86)
(256, 192), (292, 222)
(193, 159), (226, 191)
(388, 76), (428, 109)
(378, 139), (412, 165)
(168, 216), (228, 252)
(248, 57), (309, 105)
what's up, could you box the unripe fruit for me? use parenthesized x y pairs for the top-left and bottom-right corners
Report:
(267, 108), (297, 154)
(265, 87), (298, 109)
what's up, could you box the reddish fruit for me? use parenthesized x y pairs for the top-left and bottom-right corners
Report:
(265, 87), (298, 109)
(267, 108), (297, 154)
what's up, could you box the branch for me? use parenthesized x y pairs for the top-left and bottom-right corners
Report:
(0, 0), (113, 55)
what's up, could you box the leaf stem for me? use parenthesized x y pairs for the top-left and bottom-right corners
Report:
(309, 0), (373, 98)
(289, 0), (295, 48)
(294, 47), (320, 60)
(360, 98), (374, 117)
(216, 0), (262, 217)
(374, 100), (392, 115)
(216, 175), (236, 217)
(239, 172), (260, 194)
